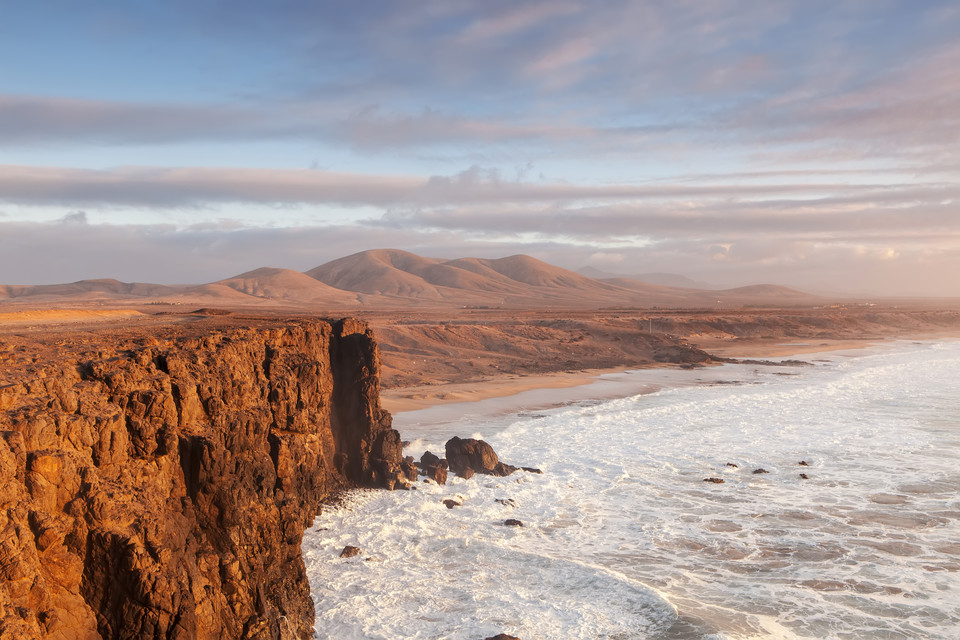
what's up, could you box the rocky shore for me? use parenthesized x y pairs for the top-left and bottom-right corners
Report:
(0, 316), (402, 639)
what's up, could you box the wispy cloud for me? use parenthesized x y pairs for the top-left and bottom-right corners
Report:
(0, 163), (938, 210)
(2, 1), (959, 295)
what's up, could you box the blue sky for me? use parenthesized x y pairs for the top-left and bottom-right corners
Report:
(1, 1), (958, 294)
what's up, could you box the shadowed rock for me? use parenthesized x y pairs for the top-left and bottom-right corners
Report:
(418, 450), (448, 485)
(340, 546), (362, 558)
(445, 436), (517, 478)
(443, 497), (463, 509)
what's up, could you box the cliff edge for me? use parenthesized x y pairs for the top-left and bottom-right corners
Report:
(0, 316), (402, 639)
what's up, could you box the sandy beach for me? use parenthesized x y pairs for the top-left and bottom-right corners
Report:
(380, 332), (959, 414)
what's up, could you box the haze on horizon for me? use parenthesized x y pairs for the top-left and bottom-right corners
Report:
(1, 1), (958, 297)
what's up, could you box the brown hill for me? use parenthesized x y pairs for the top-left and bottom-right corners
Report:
(606, 278), (822, 308)
(214, 267), (363, 306)
(305, 249), (448, 299)
(304, 249), (638, 307)
(0, 279), (176, 301)
(0, 249), (827, 310)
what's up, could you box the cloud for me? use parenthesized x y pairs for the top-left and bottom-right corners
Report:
(0, 163), (941, 211)
(0, 94), (276, 146)
(61, 211), (88, 224)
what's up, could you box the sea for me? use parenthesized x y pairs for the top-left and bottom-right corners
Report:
(303, 340), (960, 639)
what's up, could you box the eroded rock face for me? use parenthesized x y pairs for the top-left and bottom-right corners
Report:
(0, 317), (400, 640)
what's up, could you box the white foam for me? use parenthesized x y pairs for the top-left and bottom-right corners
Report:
(307, 340), (960, 639)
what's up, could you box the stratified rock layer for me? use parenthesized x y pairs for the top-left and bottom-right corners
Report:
(0, 316), (400, 640)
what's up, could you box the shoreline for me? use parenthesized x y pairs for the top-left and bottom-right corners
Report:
(380, 336), (884, 415)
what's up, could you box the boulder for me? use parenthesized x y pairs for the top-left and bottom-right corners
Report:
(419, 450), (443, 469)
(503, 519), (523, 527)
(445, 436), (517, 478)
(752, 468), (770, 474)
(339, 546), (362, 558)
(703, 477), (725, 484)
(401, 456), (419, 482)
(418, 451), (448, 485)
(442, 498), (462, 509)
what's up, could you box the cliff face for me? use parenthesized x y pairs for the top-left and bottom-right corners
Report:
(0, 317), (402, 640)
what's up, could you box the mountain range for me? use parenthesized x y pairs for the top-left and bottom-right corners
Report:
(0, 248), (823, 309)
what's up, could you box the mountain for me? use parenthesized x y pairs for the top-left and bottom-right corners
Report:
(0, 249), (826, 310)
(0, 279), (176, 301)
(214, 267), (363, 306)
(305, 249), (635, 307)
(577, 266), (715, 289)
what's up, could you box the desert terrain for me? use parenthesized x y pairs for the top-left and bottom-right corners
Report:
(3, 249), (960, 415)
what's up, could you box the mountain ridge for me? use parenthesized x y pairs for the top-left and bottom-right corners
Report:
(0, 248), (825, 309)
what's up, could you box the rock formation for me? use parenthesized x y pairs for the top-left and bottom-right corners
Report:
(417, 451), (448, 485)
(0, 316), (401, 640)
(444, 437), (516, 478)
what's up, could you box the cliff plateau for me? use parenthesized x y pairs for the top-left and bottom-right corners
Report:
(0, 316), (402, 640)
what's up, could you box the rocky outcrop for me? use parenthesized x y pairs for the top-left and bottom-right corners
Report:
(0, 316), (400, 640)
(417, 451), (448, 485)
(445, 437), (516, 478)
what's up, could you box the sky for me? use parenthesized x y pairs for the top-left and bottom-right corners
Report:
(1, 1), (959, 295)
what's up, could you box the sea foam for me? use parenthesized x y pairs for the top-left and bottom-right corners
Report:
(305, 341), (960, 639)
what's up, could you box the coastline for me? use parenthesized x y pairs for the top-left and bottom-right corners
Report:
(381, 336), (885, 415)
(385, 333), (960, 442)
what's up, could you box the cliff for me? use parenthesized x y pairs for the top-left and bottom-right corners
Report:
(0, 316), (403, 639)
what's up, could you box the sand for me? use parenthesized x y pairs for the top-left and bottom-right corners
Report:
(381, 368), (632, 413)
(381, 332), (960, 414)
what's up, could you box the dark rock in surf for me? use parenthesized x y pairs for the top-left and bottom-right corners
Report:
(798, 460), (810, 466)
(445, 436), (517, 478)
(521, 466), (543, 474)
(425, 464), (448, 485)
(419, 450), (449, 485)
(401, 456), (419, 482)
(495, 498), (517, 508)
(484, 635), (520, 640)
(703, 477), (725, 484)
(420, 450), (443, 469)
(800, 473), (810, 480)
(726, 462), (739, 468)
(503, 519), (524, 527)
(752, 468), (770, 474)
(443, 497), (463, 509)
(340, 546), (362, 558)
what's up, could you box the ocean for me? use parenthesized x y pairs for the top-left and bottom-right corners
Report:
(304, 340), (960, 639)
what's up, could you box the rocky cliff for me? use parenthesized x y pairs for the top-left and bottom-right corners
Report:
(0, 316), (402, 639)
